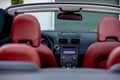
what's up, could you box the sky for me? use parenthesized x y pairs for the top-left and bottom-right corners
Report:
(0, 0), (54, 9)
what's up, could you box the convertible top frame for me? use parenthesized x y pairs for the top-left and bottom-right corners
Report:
(6, 2), (120, 16)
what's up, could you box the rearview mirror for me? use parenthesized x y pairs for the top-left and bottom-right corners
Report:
(57, 12), (82, 20)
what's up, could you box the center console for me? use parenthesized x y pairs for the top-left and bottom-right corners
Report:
(60, 45), (78, 68)
(54, 32), (80, 68)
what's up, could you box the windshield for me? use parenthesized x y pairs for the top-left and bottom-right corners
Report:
(25, 11), (118, 32)
(0, 0), (119, 32)
(3, 0), (119, 32)
(55, 12), (118, 32)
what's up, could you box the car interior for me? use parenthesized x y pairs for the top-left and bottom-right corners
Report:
(0, 2), (120, 80)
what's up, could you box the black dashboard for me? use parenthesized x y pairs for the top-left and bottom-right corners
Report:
(41, 31), (97, 68)
(0, 30), (97, 68)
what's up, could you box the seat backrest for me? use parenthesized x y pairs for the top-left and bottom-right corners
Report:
(0, 44), (41, 68)
(11, 14), (57, 68)
(107, 47), (120, 69)
(83, 17), (120, 69)
(83, 42), (120, 69)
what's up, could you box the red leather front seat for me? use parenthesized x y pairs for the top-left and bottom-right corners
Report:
(107, 46), (120, 69)
(83, 17), (120, 69)
(0, 44), (41, 68)
(11, 14), (57, 68)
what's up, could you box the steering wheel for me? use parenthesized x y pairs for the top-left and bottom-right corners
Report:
(41, 34), (54, 51)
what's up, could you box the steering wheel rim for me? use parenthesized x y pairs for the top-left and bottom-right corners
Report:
(41, 33), (53, 51)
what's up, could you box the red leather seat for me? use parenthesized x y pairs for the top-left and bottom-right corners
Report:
(107, 47), (120, 69)
(83, 17), (120, 69)
(11, 14), (57, 68)
(0, 44), (41, 68)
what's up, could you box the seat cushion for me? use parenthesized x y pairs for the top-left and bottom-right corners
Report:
(0, 44), (41, 68)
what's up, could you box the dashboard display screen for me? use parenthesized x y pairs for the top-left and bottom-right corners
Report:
(63, 50), (76, 54)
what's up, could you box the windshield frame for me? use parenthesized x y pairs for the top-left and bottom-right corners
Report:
(5, 2), (120, 32)
(6, 2), (120, 16)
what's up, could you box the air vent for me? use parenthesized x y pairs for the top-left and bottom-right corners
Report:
(59, 39), (68, 44)
(71, 39), (80, 44)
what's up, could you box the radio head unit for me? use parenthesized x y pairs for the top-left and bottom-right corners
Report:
(62, 50), (76, 55)
(60, 45), (78, 68)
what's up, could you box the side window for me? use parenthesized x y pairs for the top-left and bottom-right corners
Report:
(0, 9), (13, 40)
(0, 9), (5, 34)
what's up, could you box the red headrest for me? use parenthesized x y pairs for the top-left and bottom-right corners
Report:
(98, 17), (120, 41)
(0, 44), (41, 68)
(107, 46), (120, 69)
(11, 14), (41, 47)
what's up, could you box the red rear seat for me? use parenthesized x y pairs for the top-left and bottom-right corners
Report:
(83, 17), (120, 69)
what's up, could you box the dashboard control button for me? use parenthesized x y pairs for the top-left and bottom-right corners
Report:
(62, 56), (65, 60)
(72, 56), (76, 60)
(54, 44), (60, 50)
